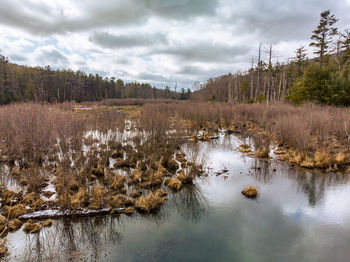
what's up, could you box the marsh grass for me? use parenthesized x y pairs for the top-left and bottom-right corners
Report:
(1, 101), (345, 239)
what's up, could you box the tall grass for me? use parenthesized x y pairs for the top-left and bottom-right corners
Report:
(164, 102), (350, 154)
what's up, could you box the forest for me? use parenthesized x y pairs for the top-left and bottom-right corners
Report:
(193, 11), (350, 106)
(0, 56), (191, 105)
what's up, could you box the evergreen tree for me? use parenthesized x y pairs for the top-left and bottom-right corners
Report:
(340, 29), (350, 63)
(310, 10), (338, 65)
(295, 46), (308, 77)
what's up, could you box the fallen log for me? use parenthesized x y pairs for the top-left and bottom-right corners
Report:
(18, 208), (124, 220)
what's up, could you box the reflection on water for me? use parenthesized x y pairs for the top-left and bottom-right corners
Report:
(7, 134), (350, 262)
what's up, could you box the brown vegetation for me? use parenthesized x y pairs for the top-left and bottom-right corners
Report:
(135, 191), (166, 213)
(2, 204), (27, 219)
(41, 219), (53, 227)
(166, 178), (182, 191)
(23, 220), (41, 234)
(8, 219), (23, 232)
(0, 239), (7, 258)
(241, 186), (258, 199)
(1, 100), (347, 255)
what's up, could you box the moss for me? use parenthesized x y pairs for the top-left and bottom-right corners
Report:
(241, 186), (258, 199)
(23, 220), (41, 234)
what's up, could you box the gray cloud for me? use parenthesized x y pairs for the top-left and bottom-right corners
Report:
(0, 0), (219, 35)
(37, 48), (68, 65)
(151, 43), (250, 63)
(226, 0), (350, 42)
(178, 66), (232, 78)
(89, 32), (168, 49)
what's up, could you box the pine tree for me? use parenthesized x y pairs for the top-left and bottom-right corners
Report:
(340, 29), (350, 62)
(310, 10), (338, 65)
(295, 46), (308, 77)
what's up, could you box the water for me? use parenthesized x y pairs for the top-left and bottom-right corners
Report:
(6, 135), (350, 262)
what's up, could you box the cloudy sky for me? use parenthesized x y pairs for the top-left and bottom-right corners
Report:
(0, 0), (349, 89)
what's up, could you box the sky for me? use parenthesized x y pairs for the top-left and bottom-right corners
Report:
(0, 0), (349, 89)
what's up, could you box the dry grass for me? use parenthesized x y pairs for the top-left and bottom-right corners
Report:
(2, 204), (27, 219)
(90, 185), (107, 209)
(8, 219), (23, 232)
(166, 178), (182, 191)
(239, 144), (252, 153)
(129, 190), (142, 198)
(41, 219), (53, 227)
(314, 151), (331, 169)
(0, 239), (8, 258)
(256, 148), (270, 158)
(71, 188), (89, 208)
(177, 169), (195, 184)
(121, 207), (135, 215)
(241, 186), (258, 199)
(0, 189), (17, 205)
(135, 192), (166, 213)
(23, 220), (41, 234)
(109, 194), (134, 208)
(111, 173), (126, 191)
(0, 215), (7, 232)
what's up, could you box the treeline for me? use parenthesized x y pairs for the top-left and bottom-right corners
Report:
(193, 10), (350, 106)
(0, 57), (191, 105)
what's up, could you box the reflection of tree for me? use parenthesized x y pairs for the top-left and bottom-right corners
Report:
(249, 158), (350, 207)
(20, 216), (124, 262)
(171, 184), (208, 223)
(286, 165), (350, 207)
(250, 159), (273, 183)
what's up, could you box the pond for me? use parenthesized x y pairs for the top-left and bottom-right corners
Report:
(6, 134), (350, 262)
